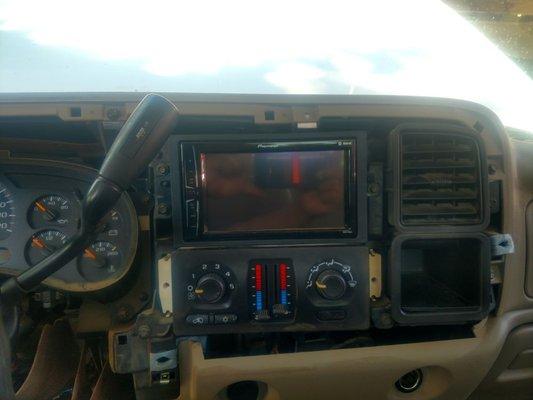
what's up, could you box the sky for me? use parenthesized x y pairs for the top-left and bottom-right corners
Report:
(1, 0), (532, 132)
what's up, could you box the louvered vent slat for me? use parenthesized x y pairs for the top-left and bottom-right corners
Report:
(400, 132), (482, 226)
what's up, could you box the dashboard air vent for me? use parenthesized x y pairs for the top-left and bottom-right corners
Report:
(398, 130), (484, 226)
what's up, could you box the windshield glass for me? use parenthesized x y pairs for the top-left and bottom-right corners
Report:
(1, 0), (532, 132)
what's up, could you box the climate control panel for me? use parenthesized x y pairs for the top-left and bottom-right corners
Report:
(172, 246), (369, 335)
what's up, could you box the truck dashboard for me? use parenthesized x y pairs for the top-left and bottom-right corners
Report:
(0, 92), (532, 400)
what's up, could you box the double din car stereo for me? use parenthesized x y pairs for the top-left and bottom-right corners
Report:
(179, 133), (367, 242)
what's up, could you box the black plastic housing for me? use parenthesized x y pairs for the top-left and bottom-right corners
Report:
(389, 122), (490, 233)
(154, 131), (367, 248)
(390, 233), (491, 325)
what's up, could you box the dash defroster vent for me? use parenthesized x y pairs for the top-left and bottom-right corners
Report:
(391, 124), (488, 231)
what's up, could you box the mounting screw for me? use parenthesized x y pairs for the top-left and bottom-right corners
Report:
(368, 183), (379, 195)
(158, 203), (170, 215)
(157, 164), (169, 176)
(116, 305), (132, 322)
(137, 324), (151, 339)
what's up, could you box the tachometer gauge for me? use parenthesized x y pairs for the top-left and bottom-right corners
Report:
(0, 183), (15, 240)
(25, 230), (68, 266)
(78, 241), (122, 282)
(29, 195), (75, 229)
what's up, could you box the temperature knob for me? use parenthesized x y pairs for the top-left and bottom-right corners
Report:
(315, 269), (347, 300)
(194, 273), (226, 304)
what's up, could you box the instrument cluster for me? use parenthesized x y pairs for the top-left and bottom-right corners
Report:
(0, 160), (138, 292)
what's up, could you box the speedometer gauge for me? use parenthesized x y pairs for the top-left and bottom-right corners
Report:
(0, 183), (15, 240)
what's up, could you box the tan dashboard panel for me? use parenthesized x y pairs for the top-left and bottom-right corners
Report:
(497, 135), (533, 314)
(177, 335), (489, 400)
(177, 304), (533, 400)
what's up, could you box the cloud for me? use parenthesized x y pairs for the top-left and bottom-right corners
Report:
(265, 63), (327, 94)
(0, 0), (532, 131)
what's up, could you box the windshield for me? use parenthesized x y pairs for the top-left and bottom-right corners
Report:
(1, 0), (532, 132)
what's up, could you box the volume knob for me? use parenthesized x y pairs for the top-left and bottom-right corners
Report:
(315, 269), (347, 300)
(195, 273), (226, 304)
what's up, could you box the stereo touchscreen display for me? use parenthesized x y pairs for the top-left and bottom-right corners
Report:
(200, 150), (347, 233)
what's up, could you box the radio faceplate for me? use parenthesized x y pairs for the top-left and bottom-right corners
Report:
(177, 133), (367, 243)
(152, 132), (367, 249)
(172, 246), (369, 335)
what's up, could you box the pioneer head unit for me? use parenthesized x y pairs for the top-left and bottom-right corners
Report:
(179, 134), (367, 242)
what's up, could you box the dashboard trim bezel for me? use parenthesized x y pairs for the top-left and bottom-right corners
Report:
(156, 131), (368, 248)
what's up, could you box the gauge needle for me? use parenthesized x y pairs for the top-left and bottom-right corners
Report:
(32, 237), (52, 255)
(34, 201), (47, 213)
(31, 237), (45, 249)
(84, 247), (106, 268)
(84, 248), (97, 260)
(35, 201), (56, 221)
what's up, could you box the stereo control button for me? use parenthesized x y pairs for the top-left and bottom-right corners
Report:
(186, 314), (210, 325)
(188, 214), (198, 225)
(186, 188), (198, 199)
(186, 171), (196, 187)
(214, 314), (238, 324)
(187, 201), (197, 214)
(187, 201), (198, 227)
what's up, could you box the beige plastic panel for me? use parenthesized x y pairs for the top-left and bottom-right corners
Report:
(469, 324), (533, 399)
(526, 201), (533, 297)
(498, 135), (533, 313)
(176, 311), (530, 400)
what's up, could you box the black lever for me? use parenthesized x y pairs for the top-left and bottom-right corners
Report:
(0, 93), (179, 303)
